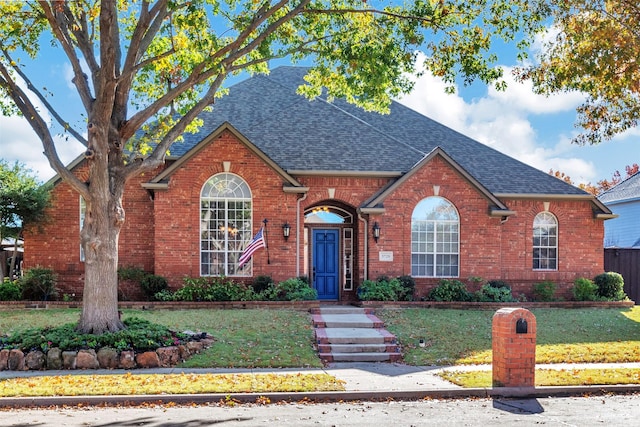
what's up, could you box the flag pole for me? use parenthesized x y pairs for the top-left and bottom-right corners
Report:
(262, 218), (270, 264)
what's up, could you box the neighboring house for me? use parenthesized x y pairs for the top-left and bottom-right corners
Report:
(599, 172), (640, 248)
(24, 67), (614, 301)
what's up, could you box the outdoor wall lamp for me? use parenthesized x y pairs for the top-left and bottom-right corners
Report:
(372, 221), (381, 243)
(282, 222), (291, 241)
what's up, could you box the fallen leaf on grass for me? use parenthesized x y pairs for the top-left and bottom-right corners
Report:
(0, 373), (345, 397)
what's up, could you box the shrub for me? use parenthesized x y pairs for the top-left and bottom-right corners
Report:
(572, 277), (599, 301)
(252, 275), (274, 294)
(140, 274), (169, 300)
(165, 277), (257, 301)
(475, 283), (515, 302)
(357, 278), (405, 301)
(0, 278), (22, 301)
(117, 266), (147, 282)
(20, 267), (58, 301)
(0, 317), (195, 353)
(205, 278), (256, 301)
(533, 281), (556, 302)
(428, 279), (473, 302)
(487, 280), (511, 289)
(593, 272), (626, 301)
(396, 275), (416, 301)
(265, 278), (317, 301)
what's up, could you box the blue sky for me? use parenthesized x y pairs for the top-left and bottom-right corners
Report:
(0, 25), (637, 185)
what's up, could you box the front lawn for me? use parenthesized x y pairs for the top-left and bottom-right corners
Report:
(1, 306), (639, 368)
(378, 307), (640, 366)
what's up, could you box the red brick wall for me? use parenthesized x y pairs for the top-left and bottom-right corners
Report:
(24, 140), (606, 301)
(152, 129), (301, 286)
(24, 164), (156, 299)
(366, 156), (605, 299)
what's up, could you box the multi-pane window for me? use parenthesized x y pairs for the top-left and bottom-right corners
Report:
(200, 173), (252, 276)
(411, 197), (459, 277)
(533, 212), (558, 270)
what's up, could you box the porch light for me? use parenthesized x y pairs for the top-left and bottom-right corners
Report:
(372, 221), (381, 243)
(282, 222), (291, 241)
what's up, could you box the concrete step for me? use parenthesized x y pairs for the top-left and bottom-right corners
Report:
(319, 352), (403, 363)
(311, 313), (384, 328)
(317, 343), (397, 353)
(310, 306), (374, 315)
(315, 328), (396, 345)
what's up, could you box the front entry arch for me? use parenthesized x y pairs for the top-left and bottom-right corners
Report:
(304, 203), (357, 301)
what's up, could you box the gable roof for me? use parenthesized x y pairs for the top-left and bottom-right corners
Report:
(171, 66), (589, 197)
(598, 172), (640, 204)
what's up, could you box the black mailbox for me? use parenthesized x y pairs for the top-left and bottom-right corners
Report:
(516, 318), (528, 334)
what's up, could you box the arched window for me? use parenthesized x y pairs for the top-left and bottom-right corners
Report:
(411, 197), (459, 277)
(200, 173), (252, 276)
(533, 212), (558, 270)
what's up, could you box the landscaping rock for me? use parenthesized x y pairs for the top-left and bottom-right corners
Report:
(47, 348), (63, 370)
(7, 349), (24, 371)
(76, 349), (100, 369)
(178, 344), (190, 360)
(136, 351), (160, 368)
(97, 347), (119, 369)
(0, 349), (9, 370)
(156, 346), (180, 367)
(62, 351), (77, 369)
(25, 350), (46, 370)
(186, 341), (204, 354)
(119, 350), (137, 369)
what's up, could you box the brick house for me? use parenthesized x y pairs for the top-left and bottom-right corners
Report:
(24, 67), (615, 301)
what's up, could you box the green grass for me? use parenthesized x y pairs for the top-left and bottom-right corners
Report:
(0, 372), (345, 397)
(1, 307), (640, 369)
(439, 368), (640, 388)
(378, 307), (640, 366)
(0, 308), (323, 368)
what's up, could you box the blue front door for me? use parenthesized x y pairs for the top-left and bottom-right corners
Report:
(313, 229), (339, 300)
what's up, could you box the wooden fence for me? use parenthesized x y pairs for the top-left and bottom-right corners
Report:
(604, 248), (640, 304)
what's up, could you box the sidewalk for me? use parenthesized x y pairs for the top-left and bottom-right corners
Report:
(2, 361), (640, 407)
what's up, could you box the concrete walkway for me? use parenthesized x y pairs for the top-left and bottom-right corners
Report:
(2, 362), (640, 408)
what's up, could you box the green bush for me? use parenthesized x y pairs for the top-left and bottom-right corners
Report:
(117, 266), (148, 282)
(20, 267), (58, 301)
(487, 280), (511, 289)
(252, 275), (274, 293)
(427, 279), (473, 302)
(572, 277), (599, 301)
(533, 281), (556, 302)
(396, 275), (416, 301)
(593, 272), (626, 301)
(0, 278), (22, 301)
(357, 278), (406, 301)
(475, 283), (515, 302)
(0, 317), (194, 353)
(140, 274), (169, 300)
(162, 277), (257, 302)
(264, 278), (317, 301)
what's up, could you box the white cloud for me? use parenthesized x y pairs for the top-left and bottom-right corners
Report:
(0, 78), (84, 182)
(398, 54), (598, 185)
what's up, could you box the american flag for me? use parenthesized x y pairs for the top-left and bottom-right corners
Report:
(238, 227), (266, 267)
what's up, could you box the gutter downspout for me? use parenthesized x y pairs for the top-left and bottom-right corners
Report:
(358, 212), (368, 281)
(296, 193), (308, 277)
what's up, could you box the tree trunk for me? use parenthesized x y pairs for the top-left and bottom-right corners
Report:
(76, 125), (127, 334)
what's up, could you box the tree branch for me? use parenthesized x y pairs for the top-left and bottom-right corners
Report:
(0, 60), (88, 198)
(1, 49), (88, 147)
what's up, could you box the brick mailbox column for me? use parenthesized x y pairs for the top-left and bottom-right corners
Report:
(492, 308), (536, 388)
